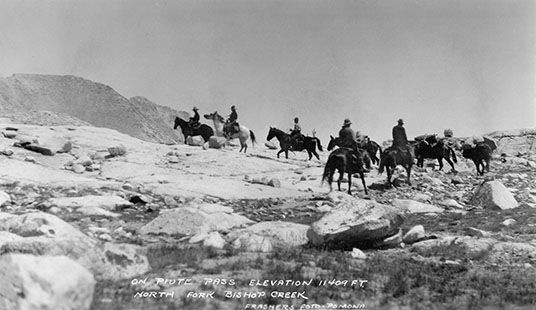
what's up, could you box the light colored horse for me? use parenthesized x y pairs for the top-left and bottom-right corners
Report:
(203, 111), (256, 153)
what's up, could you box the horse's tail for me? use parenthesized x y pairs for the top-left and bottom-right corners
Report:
(250, 130), (256, 145)
(315, 137), (323, 152)
(321, 159), (332, 186)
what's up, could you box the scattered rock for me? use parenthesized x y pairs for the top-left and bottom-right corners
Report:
(203, 232), (225, 249)
(392, 199), (444, 214)
(229, 221), (309, 252)
(465, 227), (492, 238)
(502, 218), (517, 226)
(108, 145), (127, 157)
(403, 225), (426, 244)
(350, 248), (367, 259)
(140, 204), (253, 236)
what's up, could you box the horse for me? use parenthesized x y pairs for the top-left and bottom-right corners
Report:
(378, 146), (414, 187)
(327, 136), (372, 170)
(462, 143), (492, 175)
(266, 127), (323, 160)
(360, 139), (382, 166)
(321, 148), (368, 195)
(414, 140), (458, 172)
(203, 111), (256, 153)
(173, 116), (214, 142)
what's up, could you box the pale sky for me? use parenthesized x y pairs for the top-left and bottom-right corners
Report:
(0, 0), (534, 142)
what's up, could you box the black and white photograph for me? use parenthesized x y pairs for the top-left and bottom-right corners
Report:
(0, 0), (535, 309)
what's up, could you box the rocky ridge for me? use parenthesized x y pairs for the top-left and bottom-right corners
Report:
(0, 74), (184, 144)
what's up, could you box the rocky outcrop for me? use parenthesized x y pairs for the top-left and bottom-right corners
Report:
(0, 254), (95, 310)
(486, 128), (536, 155)
(308, 197), (404, 249)
(0, 74), (183, 144)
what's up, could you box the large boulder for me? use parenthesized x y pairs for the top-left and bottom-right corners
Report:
(470, 180), (519, 210)
(307, 197), (404, 249)
(228, 221), (309, 252)
(0, 212), (149, 280)
(139, 203), (254, 236)
(208, 136), (227, 149)
(40, 136), (72, 154)
(186, 135), (205, 146)
(0, 254), (95, 310)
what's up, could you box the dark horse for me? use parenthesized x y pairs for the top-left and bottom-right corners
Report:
(322, 148), (368, 195)
(378, 146), (414, 187)
(266, 127), (323, 160)
(462, 143), (492, 176)
(414, 140), (458, 172)
(327, 136), (372, 171)
(360, 139), (382, 166)
(173, 116), (214, 142)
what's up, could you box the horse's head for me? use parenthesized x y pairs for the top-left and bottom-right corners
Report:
(204, 111), (225, 123)
(327, 135), (339, 151)
(266, 127), (276, 141)
(173, 116), (184, 130)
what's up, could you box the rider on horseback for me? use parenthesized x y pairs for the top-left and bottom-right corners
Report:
(339, 118), (357, 151)
(290, 117), (304, 148)
(392, 118), (414, 157)
(225, 105), (239, 135)
(189, 107), (201, 129)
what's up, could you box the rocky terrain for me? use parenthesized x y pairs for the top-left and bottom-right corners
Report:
(0, 115), (535, 310)
(0, 74), (184, 144)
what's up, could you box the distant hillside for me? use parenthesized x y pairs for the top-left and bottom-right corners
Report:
(0, 74), (184, 144)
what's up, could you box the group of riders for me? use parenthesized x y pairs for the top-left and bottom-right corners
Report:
(187, 105), (420, 160)
(188, 105), (240, 136)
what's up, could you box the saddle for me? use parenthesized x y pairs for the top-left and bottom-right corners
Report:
(224, 122), (240, 135)
(190, 122), (201, 130)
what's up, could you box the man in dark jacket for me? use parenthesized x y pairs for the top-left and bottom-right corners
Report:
(392, 118), (408, 149)
(225, 105), (239, 134)
(189, 106), (200, 129)
(339, 118), (357, 150)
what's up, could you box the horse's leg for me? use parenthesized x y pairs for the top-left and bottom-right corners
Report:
(360, 172), (368, 195)
(406, 165), (412, 185)
(445, 157), (456, 172)
(472, 159), (481, 175)
(277, 149), (283, 158)
(438, 158), (444, 170)
(313, 149), (320, 160)
(386, 167), (393, 187)
(347, 172), (352, 195)
(337, 168), (343, 191)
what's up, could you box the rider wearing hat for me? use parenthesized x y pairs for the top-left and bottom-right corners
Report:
(338, 118), (357, 151)
(392, 118), (408, 149)
(225, 105), (239, 134)
(189, 106), (200, 129)
(290, 117), (304, 147)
